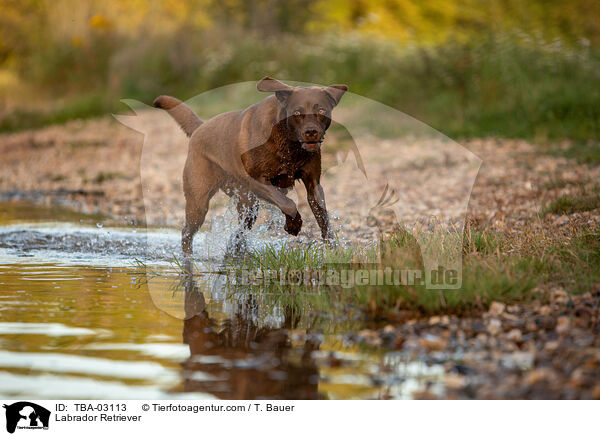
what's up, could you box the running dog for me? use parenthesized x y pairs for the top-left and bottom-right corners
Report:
(154, 77), (347, 255)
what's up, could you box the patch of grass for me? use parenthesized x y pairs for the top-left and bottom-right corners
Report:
(356, 256), (539, 317)
(93, 172), (126, 184)
(379, 230), (424, 270)
(0, 93), (113, 132)
(463, 228), (502, 255)
(69, 139), (106, 149)
(544, 226), (600, 293)
(233, 241), (377, 272)
(548, 141), (600, 165)
(279, 259), (535, 317)
(543, 193), (600, 215)
(242, 242), (326, 271)
(141, 222), (598, 320)
(219, 228), (540, 317)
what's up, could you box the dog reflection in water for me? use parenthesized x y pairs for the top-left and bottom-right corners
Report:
(181, 263), (322, 399)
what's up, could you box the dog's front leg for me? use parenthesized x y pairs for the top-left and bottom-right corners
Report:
(235, 173), (302, 236)
(302, 176), (332, 240)
(207, 152), (302, 236)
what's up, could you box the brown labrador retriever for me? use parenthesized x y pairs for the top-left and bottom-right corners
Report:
(154, 77), (347, 255)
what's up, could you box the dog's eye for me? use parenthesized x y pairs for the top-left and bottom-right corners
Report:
(318, 108), (327, 115)
(293, 110), (302, 117)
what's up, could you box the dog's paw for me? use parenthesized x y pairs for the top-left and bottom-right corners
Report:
(284, 212), (302, 236)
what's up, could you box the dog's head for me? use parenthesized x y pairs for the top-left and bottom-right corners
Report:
(257, 77), (347, 152)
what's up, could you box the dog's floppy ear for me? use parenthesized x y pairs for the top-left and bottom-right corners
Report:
(257, 76), (294, 104)
(324, 84), (348, 106)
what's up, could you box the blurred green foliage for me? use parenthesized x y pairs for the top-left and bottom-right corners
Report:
(0, 0), (599, 141)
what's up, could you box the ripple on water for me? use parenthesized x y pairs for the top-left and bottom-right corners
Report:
(0, 350), (178, 382)
(0, 371), (215, 400)
(0, 322), (97, 336)
(83, 343), (190, 361)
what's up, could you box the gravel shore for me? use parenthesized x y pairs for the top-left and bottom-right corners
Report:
(1, 114), (598, 233)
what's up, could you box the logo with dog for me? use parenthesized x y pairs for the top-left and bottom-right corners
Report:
(3, 402), (50, 433)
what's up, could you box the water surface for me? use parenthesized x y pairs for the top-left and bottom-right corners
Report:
(0, 202), (444, 399)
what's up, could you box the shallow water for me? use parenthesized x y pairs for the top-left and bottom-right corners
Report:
(0, 202), (444, 399)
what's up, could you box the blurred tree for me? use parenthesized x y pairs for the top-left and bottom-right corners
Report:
(0, 0), (598, 142)
(306, 0), (600, 45)
(0, 0), (45, 65)
(2, 0), (599, 64)
(209, 0), (318, 36)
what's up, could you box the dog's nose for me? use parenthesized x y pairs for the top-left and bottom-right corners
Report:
(304, 129), (319, 140)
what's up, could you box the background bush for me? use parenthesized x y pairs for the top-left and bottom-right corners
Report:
(0, 0), (598, 141)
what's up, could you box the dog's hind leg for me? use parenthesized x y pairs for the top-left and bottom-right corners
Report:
(182, 158), (221, 256)
(182, 191), (215, 256)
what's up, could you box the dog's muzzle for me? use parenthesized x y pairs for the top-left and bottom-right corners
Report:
(300, 137), (324, 152)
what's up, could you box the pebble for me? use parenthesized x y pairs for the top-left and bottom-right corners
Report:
(383, 324), (395, 333)
(525, 368), (556, 385)
(539, 305), (552, 316)
(487, 318), (503, 336)
(476, 332), (488, 344)
(553, 215), (569, 226)
(501, 351), (534, 370)
(506, 329), (522, 342)
(488, 301), (506, 316)
(419, 334), (447, 351)
(552, 289), (569, 304)
(428, 316), (441, 325)
(556, 316), (571, 335)
(445, 374), (467, 390)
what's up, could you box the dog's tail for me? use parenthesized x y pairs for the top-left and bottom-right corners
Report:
(153, 95), (203, 137)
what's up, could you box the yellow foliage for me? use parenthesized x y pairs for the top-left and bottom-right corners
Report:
(307, 0), (600, 44)
(0, 0), (599, 56)
(71, 36), (84, 47)
(89, 13), (111, 29)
